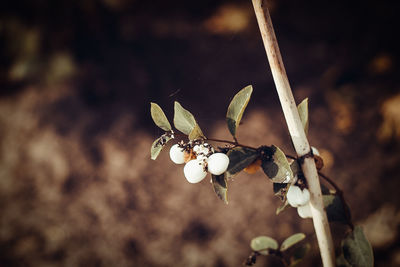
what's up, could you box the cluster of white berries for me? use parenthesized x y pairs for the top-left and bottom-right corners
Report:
(286, 184), (312, 219)
(169, 142), (230, 184)
(286, 147), (321, 219)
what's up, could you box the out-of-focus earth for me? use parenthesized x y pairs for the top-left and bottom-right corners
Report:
(1, 0), (400, 266)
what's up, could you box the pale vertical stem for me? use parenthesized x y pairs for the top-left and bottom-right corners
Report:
(251, 0), (335, 266)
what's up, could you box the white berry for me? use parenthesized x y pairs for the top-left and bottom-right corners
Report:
(207, 153), (229, 175)
(297, 204), (312, 219)
(184, 160), (207, 183)
(194, 143), (213, 157)
(169, 144), (185, 164)
(287, 185), (310, 207)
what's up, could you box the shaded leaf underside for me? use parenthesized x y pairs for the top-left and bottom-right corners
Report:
(341, 226), (374, 267)
(226, 147), (258, 177)
(323, 194), (348, 223)
(211, 174), (228, 204)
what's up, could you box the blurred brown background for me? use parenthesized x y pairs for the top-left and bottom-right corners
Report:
(1, 0), (400, 266)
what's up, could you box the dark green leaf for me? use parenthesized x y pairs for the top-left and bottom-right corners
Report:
(323, 194), (348, 223)
(226, 147), (258, 177)
(289, 243), (310, 267)
(273, 182), (290, 207)
(280, 233), (306, 251)
(250, 236), (278, 255)
(273, 182), (289, 195)
(320, 183), (331, 195)
(261, 146), (294, 183)
(341, 226), (374, 267)
(226, 85), (253, 137)
(336, 254), (352, 267)
(290, 160), (301, 177)
(211, 173), (228, 204)
(297, 98), (309, 135)
(173, 101), (205, 139)
(150, 135), (172, 160)
(150, 103), (172, 131)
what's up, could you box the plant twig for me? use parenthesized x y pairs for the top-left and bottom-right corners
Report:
(318, 172), (341, 194)
(205, 138), (257, 150)
(251, 1), (335, 266)
(171, 132), (258, 150)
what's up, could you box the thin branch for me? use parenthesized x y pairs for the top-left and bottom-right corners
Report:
(205, 138), (257, 150)
(251, 1), (335, 266)
(171, 131), (258, 150)
(318, 172), (341, 193)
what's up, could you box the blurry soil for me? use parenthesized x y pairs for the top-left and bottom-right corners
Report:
(1, 0), (400, 266)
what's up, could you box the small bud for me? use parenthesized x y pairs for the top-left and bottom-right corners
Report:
(184, 160), (207, 183)
(169, 144), (185, 164)
(286, 185), (310, 207)
(297, 204), (312, 219)
(207, 153), (230, 175)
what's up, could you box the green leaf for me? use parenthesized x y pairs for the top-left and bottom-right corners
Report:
(261, 146), (294, 183)
(276, 200), (289, 215)
(297, 98), (309, 135)
(289, 243), (310, 267)
(320, 183), (331, 195)
(150, 135), (172, 160)
(211, 173), (228, 204)
(280, 233), (306, 251)
(250, 236), (278, 255)
(273, 182), (289, 195)
(173, 101), (205, 140)
(341, 226), (374, 267)
(290, 160), (301, 177)
(150, 103), (172, 131)
(226, 147), (258, 177)
(273, 183), (290, 209)
(226, 85), (253, 137)
(323, 194), (349, 223)
(188, 123), (205, 140)
(336, 254), (352, 267)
